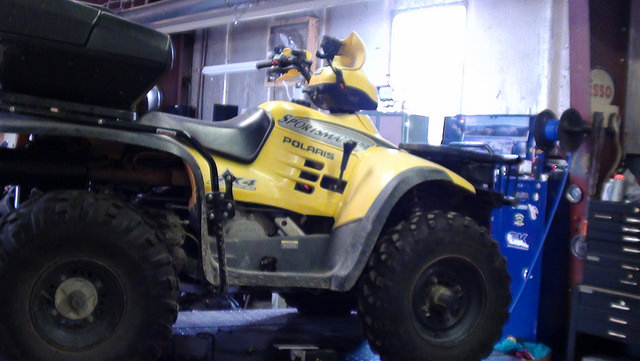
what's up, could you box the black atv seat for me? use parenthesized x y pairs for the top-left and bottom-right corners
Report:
(139, 109), (273, 164)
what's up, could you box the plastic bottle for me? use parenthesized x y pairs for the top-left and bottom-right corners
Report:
(601, 174), (625, 201)
(611, 174), (626, 201)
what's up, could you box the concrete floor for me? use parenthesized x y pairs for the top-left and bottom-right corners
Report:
(163, 309), (520, 361)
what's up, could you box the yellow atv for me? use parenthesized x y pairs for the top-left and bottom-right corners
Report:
(0, 1), (510, 361)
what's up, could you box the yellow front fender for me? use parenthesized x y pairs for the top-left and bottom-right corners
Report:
(335, 148), (475, 227)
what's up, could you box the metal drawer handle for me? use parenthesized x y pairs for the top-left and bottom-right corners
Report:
(595, 213), (613, 220)
(609, 317), (629, 325)
(623, 247), (640, 254)
(607, 330), (627, 339)
(623, 226), (640, 233)
(623, 236), (640, 243)
(610, 301), (630, 311)
(622, 264), (640, 271)
(620, 279), (638, 286)
(626, 217), (640, 223)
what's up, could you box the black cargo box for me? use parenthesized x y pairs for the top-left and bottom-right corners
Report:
(0, 0), (173, 111)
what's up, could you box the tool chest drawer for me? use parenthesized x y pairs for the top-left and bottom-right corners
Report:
(583, 257), (640, 293)
(585, 254), (640, 272)
(587, 239), (640, 260)
(587, 222), (640, 242)
(587, 201), (640, 253)
(573, 307), (640, 344)
(570, 200), (640, 360)
(588, 219), (640, 234)
(577, 285), (640, 318)
(572, 285), (640, 344)
(589, 201), (640, 223)
(574, 304), (640, 333)
(568, 284), (640, 360)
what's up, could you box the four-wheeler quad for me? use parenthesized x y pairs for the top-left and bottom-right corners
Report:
(0, 1), (511, 361)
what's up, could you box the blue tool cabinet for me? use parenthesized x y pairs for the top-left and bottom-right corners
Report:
(492, 177), (548, 341)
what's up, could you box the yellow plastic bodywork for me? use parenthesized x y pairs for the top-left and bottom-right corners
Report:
(189, 101), (474, 228)
(308, 32), (377, 106)
(308, 66), (378, 104)
(186, 32), (474, 229)
(333, 32), (366, 70)
(334, 147), (473, 226)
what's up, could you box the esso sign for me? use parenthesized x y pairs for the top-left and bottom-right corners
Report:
(590, 68), (615, 107)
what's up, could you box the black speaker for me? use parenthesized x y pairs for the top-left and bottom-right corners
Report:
(407, 115), (428, 143)
(442, 115), (463, 145)
(213, 104), (238, 122)
(166, 105), (196, 118)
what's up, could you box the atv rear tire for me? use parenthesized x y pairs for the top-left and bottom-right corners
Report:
(281, 291), (355, 316)
(0, 191), (179, 361)
(357, 210), (510, 361)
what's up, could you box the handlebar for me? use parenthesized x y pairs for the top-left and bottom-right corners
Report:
(255, 51), (313, 82)
(290, 49), (307, 58)
(317, 35), (343, 60)
(256, 60), (275, 69)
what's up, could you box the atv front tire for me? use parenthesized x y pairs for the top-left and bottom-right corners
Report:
(0, 191), (179, 361)
(357, 211), (510, 361)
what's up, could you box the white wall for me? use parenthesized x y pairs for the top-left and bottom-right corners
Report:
(462, 0), (554, 114)
(548, 0), (571, 114)
(325, 1), (393, 86)
(326, 0), (571, 117)
(192, 0), (570, 124)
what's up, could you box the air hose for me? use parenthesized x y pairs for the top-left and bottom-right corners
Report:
(509, 109), (589, 313)
(509, 153), (572, 313)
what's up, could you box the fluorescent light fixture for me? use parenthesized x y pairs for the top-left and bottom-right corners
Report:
(202, 61), (259, 76)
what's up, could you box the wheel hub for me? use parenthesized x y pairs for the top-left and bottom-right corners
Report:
(54, 277), (98, 320)
(419, 277), (465, 330)
(411, 257), (487, 343)
(31, 258), (126, 350)
(428, 284), (461, 314)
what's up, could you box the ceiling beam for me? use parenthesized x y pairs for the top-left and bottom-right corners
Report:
(121, 0), (252, 24)
(122, 0), (376, 33)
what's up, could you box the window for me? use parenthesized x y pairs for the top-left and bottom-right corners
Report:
(390, 5), (466, 144)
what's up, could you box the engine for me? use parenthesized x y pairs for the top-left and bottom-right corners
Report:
(223, 210), (278, 240)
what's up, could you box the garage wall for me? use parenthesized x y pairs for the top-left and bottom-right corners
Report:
(194, 22), (276, 121)
(461, 0), (569, 115)
(191, 0), (570, 120)
(192, 10), (325, 120)
(324, 1), (393, 87)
